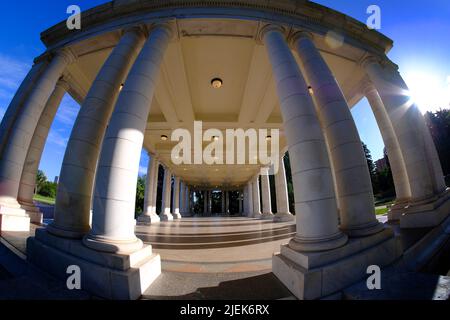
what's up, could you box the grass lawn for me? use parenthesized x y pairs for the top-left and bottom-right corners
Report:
(33, 194), (56, 205)
(375, 207), (389, 215)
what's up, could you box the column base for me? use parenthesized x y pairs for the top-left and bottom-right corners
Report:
(388, 199), (410, 221)
(137, 213), (160, 225)
(400, 189), (450, 229)
(252, 212), (262, 218)
(160, 213), (174, 221)
(289, 231), (348, 252)
(46, 221), (89, 239)
(172, 212), (182, 220)
(260, 213), (275, 220)
(0, 201), (30, 232)
(273, 212), (295, 222)
(19, 201), (43, 224)
(273, 227), (401, 299)
(83, 234), (143, 255)
(27, 229), (161, 300)
(341, 220), (385, 238)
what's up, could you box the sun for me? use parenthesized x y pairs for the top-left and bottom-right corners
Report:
(403, 71), (450, 114)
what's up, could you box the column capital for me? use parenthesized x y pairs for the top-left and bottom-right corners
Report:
(56, 78), (71, 91)
(55, 47), (77, 65)
(33, 52), (52, 65)
(257, 23), (287, 43)
(146, 22), (175, 40)
(121, 24), (148, 39)
(288, 30), (314, 47)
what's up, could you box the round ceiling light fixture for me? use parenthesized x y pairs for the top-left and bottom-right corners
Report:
(161, 135), (168, 141)
(211, 78), (223, 89)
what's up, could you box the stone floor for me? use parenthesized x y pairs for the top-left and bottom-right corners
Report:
(0, 213), (448, 300)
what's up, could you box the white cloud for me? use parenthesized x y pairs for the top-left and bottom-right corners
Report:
(55, 96), (80, 125)
(139, 166), (147, 176)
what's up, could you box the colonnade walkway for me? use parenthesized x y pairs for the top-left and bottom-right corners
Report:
(1, 213), (449, 299)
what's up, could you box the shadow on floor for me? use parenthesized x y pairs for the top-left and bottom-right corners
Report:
(143, 271), (295, 300)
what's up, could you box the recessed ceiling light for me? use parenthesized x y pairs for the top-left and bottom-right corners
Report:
(266, 135), (272, 141)
(119, 83), (124, 91)
(161, 135), (168, 141)
(211, 78), (223, 89)
(308, 86), (314, 95)
(213, 136), (219, 141)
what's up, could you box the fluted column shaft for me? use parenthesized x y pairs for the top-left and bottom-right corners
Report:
(143, 155), (157, 214)
(263, 27), (347, 251)
(365, 85), (411, 202)
(252, 176), (261, 218)
(292, 33), (382, 237)
(172, 176), (181, 219)
(274, 156), (294, 222)
(363, 58), (446, 200)
(160, 167), (174, 221)
(137, 155), (160, 224)
(247, 182), (254, 218)
(0, 49), (74, 210)
(0, 60), (47, 155)
(50, 28), (145, 239)
(18, 80), (69, 221)
(83, 26), (171, 254)
(180, 181), (186, 214)
(261, 168), (274, 219)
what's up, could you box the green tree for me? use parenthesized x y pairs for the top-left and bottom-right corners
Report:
(36, 170), (47, 195)
(425, 109), (450, 183)
(135, 175), (146, 217)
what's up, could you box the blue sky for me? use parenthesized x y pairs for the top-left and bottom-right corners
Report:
(0, 1), (449, 180)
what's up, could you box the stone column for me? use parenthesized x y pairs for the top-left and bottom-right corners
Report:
(260, 168), (274, 220)
(274, 156), (294, 222)
(180, 181), (186, 215)
(185, 186), (190, 216)
(364, 84), (411, 218)
(243, 187), (248, 215)
(0, 48), (75, 230)
(363, 56), (446, 200)
(203, 190), (207, 215)
(247, 182), (254, 218)
(172, 176), (181, 219)
(17, 79), (69, 223)
(0, 59), (47, 155)
(83, 25), (172, 253)
(137, 155), (160, 224)
(50, 27), (145, 239)
(292, 32), (382, 237)
(221, 191), (225, 213)
(160, 167), (174, 222)
(263, 26), (347, 251)
(252, 176), (262, 218)
(239, 191), (243, 215)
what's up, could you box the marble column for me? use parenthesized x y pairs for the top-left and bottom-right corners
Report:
(17, 79), (69, 223)
(185, 186), (191, 216)
(50, 27), (145, 239)
(363, 56), (446, 200)
(160, 167), (174, 222)
(274, 156), (294, 222)
(172, 176), (181, 219)
(239, 192), (243, 215)
(247, 182), (254, 218)
(0, 59), (47, 155)
(252, 176), (262, 218)
(180, 181), (186, 215)
(83, 25), (172, 254)
(260, 168), (274, 220)
(263, 26), (347, 251)
(138, 155), (160, 224)
(0, 48), (75, 230)
(364, 84), (411, 217)
(292, 32), (382, 237)
(221, 191), (225, 213)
